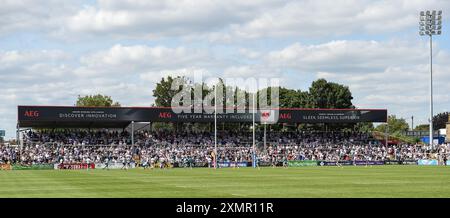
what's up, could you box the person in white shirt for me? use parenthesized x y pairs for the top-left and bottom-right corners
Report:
(86, 157), (91, 170)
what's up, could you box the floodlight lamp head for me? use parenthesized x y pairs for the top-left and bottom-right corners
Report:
(419, 10), (442, 36)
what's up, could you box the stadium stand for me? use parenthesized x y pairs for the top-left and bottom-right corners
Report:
(1, 129), (448, 167)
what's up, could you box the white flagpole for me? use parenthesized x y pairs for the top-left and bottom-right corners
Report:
(252, 92), (256, 168)
(214, 85), (217, 169)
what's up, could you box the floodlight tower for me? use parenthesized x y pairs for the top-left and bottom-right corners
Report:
(419, 10), (442, 147)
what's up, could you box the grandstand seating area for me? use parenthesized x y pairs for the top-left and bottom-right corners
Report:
(1, 129), (448, 166)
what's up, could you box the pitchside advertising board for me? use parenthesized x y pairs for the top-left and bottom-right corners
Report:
(55, 163), (96, 170)
(95, 163), (136, 169)
(287, 160), (318, 167)
(288, 160), (421, 166)
(12, 164), (53, 170)
(18, 106), (387, 127)
(218, 162), (248, 168)
(417, 159), (439, 166)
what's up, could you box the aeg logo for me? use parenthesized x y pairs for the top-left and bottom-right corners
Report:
(159, 112), (172, 118)
(280, 113), (291, 119)
(24, 110), (40, 118)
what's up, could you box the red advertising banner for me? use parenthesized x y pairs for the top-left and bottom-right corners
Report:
(57, 163), (95, 170)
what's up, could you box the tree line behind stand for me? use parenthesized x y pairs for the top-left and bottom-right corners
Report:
(149, 76), (362, 132)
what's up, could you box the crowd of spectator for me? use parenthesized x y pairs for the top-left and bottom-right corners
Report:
(1, 129), (449, 166)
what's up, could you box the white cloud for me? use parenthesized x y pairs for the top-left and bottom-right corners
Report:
(64, 0), (285, 39)
(266, 40), (433, 73)
(75, 44), (211, 76)
(238, 48), (261, 59)
(0, 50), (71, 84)
(313, 60), (450, 126)
(0, 0), (78, 36)
(56, 0), (450, 40)
(223, 66), (282, 78)
(231, 0), (450, 39)
(1, 0), (448, 41)
(0, 50), (69, 66)
(140, 67), (213, 83)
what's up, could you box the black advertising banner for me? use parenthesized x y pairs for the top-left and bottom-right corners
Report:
(19, 106), (150, 122)
(277, 109), (387, 123)
(353, 160), (385, 166)
(18, 106), (387, 127)
(318, 161), (354, 166)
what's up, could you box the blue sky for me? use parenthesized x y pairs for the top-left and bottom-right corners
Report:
(1, 0), (450, 139)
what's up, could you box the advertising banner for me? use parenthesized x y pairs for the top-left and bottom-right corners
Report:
(318, 161), (353, 166)
(0, 164), (11, 170)
(417, 159), (438, 166)
(287, 160), (318, 167)
(353, 160), (385, 166)
(176, 162), (210, 168)
(384, 160), (400, 165)
(258, 161), (283, 167)
(55, 163), (95, 170)
(217, 162), (248, 168)
(401, 160), (418, 165)
(193, 162), (209, 167)
(12, 164), (54, 170)
(95, 163), (136, 169)
(18, 106), (387, 127)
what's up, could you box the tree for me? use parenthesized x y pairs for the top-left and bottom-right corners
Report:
(76, 94), (120, 107)
(278, 87), (311, 108)
(258, 87), (311, 109)
(414, 124), (429, 131)
(374, 115), (409, 134)
(153, 76), (184, 107)
(353, 122), (374, 132)
(308, 79), (353, 108)
(433, 112), (449, 130)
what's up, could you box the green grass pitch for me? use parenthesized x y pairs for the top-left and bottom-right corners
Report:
(1, 166), (449, 198)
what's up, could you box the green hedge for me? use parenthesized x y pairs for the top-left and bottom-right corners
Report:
(287, 160), (318, 167)
(12, 164), (54, 170)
